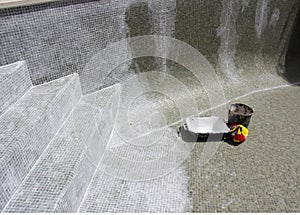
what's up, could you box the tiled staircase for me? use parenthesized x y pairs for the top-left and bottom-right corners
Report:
(0, 61), (121, 212)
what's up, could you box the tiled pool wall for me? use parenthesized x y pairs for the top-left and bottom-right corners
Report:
(0, 0), (299, 88)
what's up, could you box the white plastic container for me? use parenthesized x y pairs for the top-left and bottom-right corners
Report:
(180, 116), (229, 142)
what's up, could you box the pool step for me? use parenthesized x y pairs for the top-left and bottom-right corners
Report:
(0, 74), (81, 211)
(0, 61), (32, 116)
(2, 85), (120, 212)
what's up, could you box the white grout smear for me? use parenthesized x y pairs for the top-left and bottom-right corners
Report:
(79, 166), (191, 212)
(148, 0), (176, 74)
(269, 8), (280, 29)
(218, 0), (248, 79)
(241, 0), (250, 13)
(255, 0), (270, 40)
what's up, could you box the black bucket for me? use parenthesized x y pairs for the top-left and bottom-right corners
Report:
(228, 103), (254, 128)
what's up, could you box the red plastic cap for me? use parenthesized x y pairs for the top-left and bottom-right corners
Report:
(233, 134), (246, 142)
